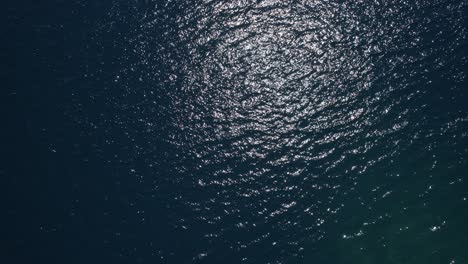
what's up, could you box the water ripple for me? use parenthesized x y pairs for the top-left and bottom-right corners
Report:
(69, 0), (468, 262)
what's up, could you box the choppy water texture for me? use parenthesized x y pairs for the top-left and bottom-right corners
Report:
(5, 0), (468, 263)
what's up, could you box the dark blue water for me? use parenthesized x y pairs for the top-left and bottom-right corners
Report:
(3, 0), (468, 263)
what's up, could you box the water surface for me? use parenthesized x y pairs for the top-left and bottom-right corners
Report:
(4, 0), (468, 263)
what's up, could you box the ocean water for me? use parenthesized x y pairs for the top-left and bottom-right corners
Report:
(3, 0), (468, 263)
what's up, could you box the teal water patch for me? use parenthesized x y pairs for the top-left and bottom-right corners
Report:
(306, 136), (468, 264)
